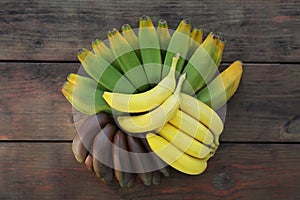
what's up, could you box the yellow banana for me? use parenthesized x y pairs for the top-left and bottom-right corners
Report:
(168, 110), (214, 145)
(146, 133), (208, 175)
(139, 15), (162, 84)
(159, 123), (211, 158)
(196, 60), (243, 110)
(102, 54), (179, 113)
(180, 93), (224, 137)
(117, 73), (186, 133)
(186, 28), (203, 60)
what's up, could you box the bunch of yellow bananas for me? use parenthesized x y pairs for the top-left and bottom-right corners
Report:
(62, 15), (243, 187)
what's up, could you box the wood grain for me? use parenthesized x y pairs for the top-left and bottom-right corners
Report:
(0, 142), (299, 200)
(1, 63), (299, 142)
(0, 0), (299, 62)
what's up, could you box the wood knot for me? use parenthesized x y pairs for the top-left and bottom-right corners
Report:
(213, 172), (234, 190)
(281, 115), (300, 136)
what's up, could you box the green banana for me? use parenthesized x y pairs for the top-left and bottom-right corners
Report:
(182, 33), (225, 94)
(77, 48), (136, 93)
(139, 15), (162, 84)
(186, 28), (203, 60)
(91, 39), (122, 72)
(122, 24), (141, 61)
(102, 53), (179, 113)
(117, 73), (186, 133)
(162, 19), (192, 78)
(196, 60), (243, 110)
(157, 19), (171, 62)
(108, 28), (149, 91)
(62, 74), (111, 115)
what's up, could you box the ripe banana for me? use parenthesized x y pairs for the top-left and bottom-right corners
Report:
(92, 123), (118, 178)
(72, 134), (88, 163)
(180, 93), (224, 137)
(159, 123), (211, 158)
(182, 33), (225, 94)
(121, 24), (141, 60)
(91, 39), (122, 72)
(117, 73), (186, 133)
(196, 60), (243, 110)
(67, 73), (106, 91)
(102, 53), (179, 113)
(162, 19), (192, 78)
(168, 110), (214, 145)
(108, 28), (149, 91)
(85, 154), (94, 171)
(187, 28), (203, 60)
(62, 74), (112, 115)
(146, 133), (208, 175)
(113, 130), (134, 187)
(157, 19), (171, 61)
(77, 48), (136, 93)
(139, 15), (162, 84)
(127, 135), (153, 186)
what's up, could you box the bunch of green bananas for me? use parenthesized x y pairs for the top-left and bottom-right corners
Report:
(62, 15), (243, 187)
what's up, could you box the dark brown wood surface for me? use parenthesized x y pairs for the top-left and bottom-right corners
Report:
(1, 0), (299, 199)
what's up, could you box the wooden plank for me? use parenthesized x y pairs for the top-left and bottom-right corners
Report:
(1, 62), (300, 142)
(0, 0), (299, 62)
(1, 142), (299, 199)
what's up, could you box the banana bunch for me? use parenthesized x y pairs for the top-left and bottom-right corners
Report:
(62, 16), (243, 186)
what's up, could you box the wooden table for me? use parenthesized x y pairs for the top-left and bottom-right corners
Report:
(1, 0), (299, 199)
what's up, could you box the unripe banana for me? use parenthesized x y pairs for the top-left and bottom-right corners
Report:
(121, 24), (141, 61)
(196, 60), (243, 110)
(102, 53), (179, 113)
(108, 28), (149, 91)
(187, 28), (203, 60)
(61, 74), (111, 115)
(157, 19), (171, 61)
(180, 93), (224, 137)
(146, 133), (208, 175)
(182, 33), (225, 94)
(162, 19), (191, 78)
(113, 130), (134, 187)
(67, 73), (106, 91)
(169, 110), (214, 145)
(159, 123), (211, 158)
(91, 39), (122, 72)
(127, 135), (153, 186)
(72, 134), (88, 163)
(117, 73), (186, 133)
(139, 15), (162, 84)
(92, 123), (118, 178)
(77, 48), (136, 93)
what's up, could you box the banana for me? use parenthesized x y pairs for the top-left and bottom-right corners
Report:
(162, 19), (192, 78)
(151, 171), (161, 185)
(182, 33), (225, 94)
(157, 19), (171, 61)
(62, 74), (112, 115)
(186, 28), (203, 60)
(121, 24), (141, 61)
(77, 48), (136, 93)
(92, 123), (118, 178)
(159, 123), (211, 158)
(117, 73), (186, 133)
(108, 28), (149, 91)
(67, 73), (106, 91)
(72, 134), (88, 163)
(168, 110), (214, 145)
(102, 53), (179, 113)
(127, 135), (153, 186)
(139, 15), (162, 84)
(196, 60), (243, 110)
(91, 39), (121, 72)
(146, 133), (208, 175)
(85, 154), (94, 171)
(180, 93), (224, 137)
(113, 130), (134, 187)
